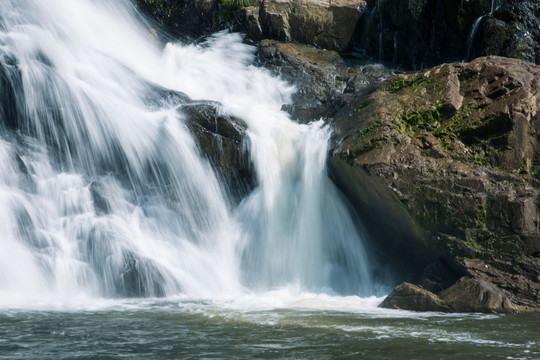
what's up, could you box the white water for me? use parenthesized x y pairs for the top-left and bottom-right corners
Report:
(0, 0), (374, 307)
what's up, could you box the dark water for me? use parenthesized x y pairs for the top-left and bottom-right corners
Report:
(1, 298), (538, 359)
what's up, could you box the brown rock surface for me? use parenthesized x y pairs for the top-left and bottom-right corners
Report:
(379, 282), (451, 312)
(259, 0), (366, 52)
(438, 276), (517, 313)
(328, 56), (540, 312)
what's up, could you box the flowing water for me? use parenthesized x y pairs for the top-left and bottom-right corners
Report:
(0, 0), (538, 358)
(1, 297), (539, 359)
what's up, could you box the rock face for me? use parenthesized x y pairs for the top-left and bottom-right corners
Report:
(361, 0), (540, 69)
(327, 56), (540, 312)
(259, 0), (366, 52)
(473, 2), (540, 64)
(134, 0), (539, 68)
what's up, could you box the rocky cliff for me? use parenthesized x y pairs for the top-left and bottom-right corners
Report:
(328, 56), (540, 312)
(135, 0), (540, 69)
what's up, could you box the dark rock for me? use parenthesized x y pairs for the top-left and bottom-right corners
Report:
(0, 51), (23, 130)
(472, 2), (540, 64)
(90, 181), (113, 215)
(419, 259), (462, 293)
(358, 0), (539, 69)
(181, 102), (254, 202)
(257, 39), (394, 122)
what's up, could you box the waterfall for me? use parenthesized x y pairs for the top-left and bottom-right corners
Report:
(0, 0), (373, 302)
(464, 0), (502, 61)
(464, 15), (485, 62)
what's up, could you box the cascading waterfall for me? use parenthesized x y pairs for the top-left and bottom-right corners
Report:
(0, 0), (374, 304)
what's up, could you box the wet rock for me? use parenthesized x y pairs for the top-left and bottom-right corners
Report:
(439, 277), (517, 313)
(257, 39), (394, 122)
(381, 277), (526, 313)
(470, 3), (540, 64)
(90, 181), (113, 215)
(181, 102), (254, 202)
(379, 282), (451, 312)
(0, 51), (23, 130)
(360, 0), (539, 69)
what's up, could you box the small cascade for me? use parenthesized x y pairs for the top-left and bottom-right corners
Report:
(491, 0), (501, 14)
(464, 15), (486, 61)
(355, 0), (384, 62)
(464, 0), (503, 61)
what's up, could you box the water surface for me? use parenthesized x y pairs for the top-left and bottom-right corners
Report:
(1, 295), (538, 359)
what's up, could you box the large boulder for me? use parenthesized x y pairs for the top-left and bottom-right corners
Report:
(380, 276), (532, 313)
(143, 87), (254, 202)
(379, 282), (451, 312)
(327, 56), (540, 312)
(472, 2), (540, 64)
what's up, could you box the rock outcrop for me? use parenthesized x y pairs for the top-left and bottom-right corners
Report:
(381, 277), (527, 313)
(472, 2), (540, 64)
(257, 39), (394, 122)
(361, 0), (540, 69)
(327, 56), (540, 312)
(144, 87), (254, 203)
(379, 282), (451, 312)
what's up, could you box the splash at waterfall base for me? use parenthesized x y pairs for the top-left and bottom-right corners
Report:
(254, 40), (540, 313)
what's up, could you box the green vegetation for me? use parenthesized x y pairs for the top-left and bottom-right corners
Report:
(401, 100), (444, 128)
(221, 0), (251, 8)
(357, 100), (373, 112)
(382, 75), (432, 93)
(530, 165), (540, 178)
(359, 122), (381, 137)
